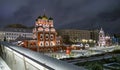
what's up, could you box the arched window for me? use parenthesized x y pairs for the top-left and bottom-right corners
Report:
(50, 42), (55, 46)
(50, 34), (54, 40)
(40, 34), (43, 40)
(46, 34), (49, 40)
(40, 42), (43, 46)
(45, 42), (49, 46)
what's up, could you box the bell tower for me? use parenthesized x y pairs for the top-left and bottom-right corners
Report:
(98, 28), (106, 46)
(33, 14), (57, 48)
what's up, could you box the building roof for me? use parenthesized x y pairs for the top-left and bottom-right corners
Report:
(0, 28), (32, 33)
(49, 17), (53, 20)
(42, 14), (48, 19)
(36, 15), (53, 20)
(15, 36), (35, 41)
(38, 16), (42, 19)
(1, 42), (86, 70)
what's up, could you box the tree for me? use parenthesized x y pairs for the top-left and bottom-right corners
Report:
(85, 62), (103, 70)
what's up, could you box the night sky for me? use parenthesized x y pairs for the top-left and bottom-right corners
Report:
(0, 0), (120, 33)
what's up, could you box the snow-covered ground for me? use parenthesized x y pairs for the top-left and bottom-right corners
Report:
(45, 45), (120, 59)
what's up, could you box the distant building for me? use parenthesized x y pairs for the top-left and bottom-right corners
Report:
(98, 28), (111, 46)
(90, 30), (99, 41)
(98, 28), (106, 46)
(0, 28), (32, 41)
(58, 29), (91, 43)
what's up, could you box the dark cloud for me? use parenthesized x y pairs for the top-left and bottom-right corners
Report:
(0, 0), (120, 33)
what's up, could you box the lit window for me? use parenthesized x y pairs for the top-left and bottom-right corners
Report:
(41, 43), (42, 46)
(50, 34), (54, 40)
(46, 34), (49, 40)
(46, 42), (49, 46)
(40, 42), (43, 46)
(40, 34), (43, 40)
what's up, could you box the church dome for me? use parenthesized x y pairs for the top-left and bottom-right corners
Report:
(38, 16), (42, 19)
(42, 14), (48, 19)
(49, 17), (53, 20)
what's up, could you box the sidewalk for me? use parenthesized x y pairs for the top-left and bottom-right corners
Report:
(0, 57), (11, 70)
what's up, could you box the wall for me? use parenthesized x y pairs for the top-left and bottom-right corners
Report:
(0, 44), (51, 70)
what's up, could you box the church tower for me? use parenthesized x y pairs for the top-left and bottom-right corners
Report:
(33, 14), (58, 48)
(32, 14), (63, 52)
(98, 28), (106, 46)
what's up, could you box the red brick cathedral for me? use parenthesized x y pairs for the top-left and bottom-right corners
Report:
(27, 14), (63, 52)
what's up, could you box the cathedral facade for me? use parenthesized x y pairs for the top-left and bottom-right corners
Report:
(33, 15), (59, 47)
(98, 28), (111, 46)
(32, 14), (62, 52)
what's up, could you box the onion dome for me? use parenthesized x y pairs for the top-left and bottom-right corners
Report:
(49, 17), (53, 20)
(38, 16), (42, 19)
(42, 14), (48, 19)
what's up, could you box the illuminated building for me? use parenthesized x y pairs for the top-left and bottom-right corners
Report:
(0, 28), (32, 41)
(98, 28), (111, 46)
(33, 15), (58, 47)
(21, 14), (62, 52)
(58, 29), (91, 43)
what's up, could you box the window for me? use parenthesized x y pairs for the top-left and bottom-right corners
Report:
(46, 34), (49, 40)
(46, 42), (49, 46)
(50, 34), (54, 40)
(40, 42), (43, 46)
(41, 43), (42, 46)
(40, 36), (43, 38)
(40, 34), (43, 40)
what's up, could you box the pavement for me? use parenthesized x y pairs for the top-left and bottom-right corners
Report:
(0, 57), (11, 70)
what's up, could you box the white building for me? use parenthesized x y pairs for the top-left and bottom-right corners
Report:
(98, 28), (106, 46)
(0, 28), (32, 41)
(98, 28), (111, 46)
